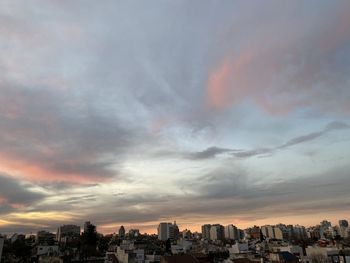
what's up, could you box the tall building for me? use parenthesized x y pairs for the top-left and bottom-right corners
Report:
(276, 224), (291, 240)
(339, 220), (349, 238)
(307, 226), (321, 240)
(261, 225), (275, 239)
(320, 220), (332, 238)
(273, 227), (283, 240)
(157, 222), (179, 241)
(57, 225), (80, 242)
(119, 226), (125, 238)
(201, 224), (211, 240)
(293, 225), (307, 240)
(245, 226), (260, 240)
(172, 222), (180, 241)
(210, 224), (224, 241)
(260, 225), (284, 240)
(84, 221), (92, 233)
(224, 225), (239, 240)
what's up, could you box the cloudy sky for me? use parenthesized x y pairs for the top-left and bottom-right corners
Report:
(0, 0), (350, 234)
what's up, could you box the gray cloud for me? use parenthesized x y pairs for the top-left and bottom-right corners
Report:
(5, 164), (349, 234)
(0, 174), (45, 213)
(187, 146), (234, 160)
(185, 121), (349, 160)
(109, 165), (350, 223)
(0, 84), (151, 182)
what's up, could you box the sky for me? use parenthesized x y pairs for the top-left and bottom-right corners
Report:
(0, 0), (350, 235)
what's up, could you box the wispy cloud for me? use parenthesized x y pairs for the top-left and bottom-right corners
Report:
(185, 121), (349, 160)
(237, 121), (349, 158)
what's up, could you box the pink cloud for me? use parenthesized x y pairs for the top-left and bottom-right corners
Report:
(0, 151), (107, 184)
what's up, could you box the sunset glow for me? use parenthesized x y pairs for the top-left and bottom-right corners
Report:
(0, 0), (349, 236)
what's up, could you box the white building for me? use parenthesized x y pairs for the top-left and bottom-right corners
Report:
(228, 242), (249, 256)
(339, 220), (349, 238)
(260, 225), (285, 240)
(261, 225), (276, 239)
(201, 224), (211, 240)
(274, 227), (283, 240)
(37, 245), (59, 256)
(210, 224), (224, 241)
(171, 239), (192, 254)
(224, 225), (239, 240)
(107, 246), (160, 263)
(271, 245), (304, 257)
(305, 245), (340, 263)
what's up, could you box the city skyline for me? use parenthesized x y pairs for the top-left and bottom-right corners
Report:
(1, 216), (350, 237)
(0, 1), (350, 235)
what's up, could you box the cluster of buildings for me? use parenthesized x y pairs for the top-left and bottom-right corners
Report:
(201, 224), (242, 241)
(105, 219), (350, 263)
(195, 220), (350, 244)
(1, 219), (350, 263)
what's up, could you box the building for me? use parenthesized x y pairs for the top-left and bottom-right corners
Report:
(161, 254), (210, 263)
(210, 224), (224, 241)
(244, 226), (260, 240)
(56, 224), (80, 242)
(128, 229), (140, 238)
(36, 231), (55, 245)
(260, 225), (285, 240)
(201, 224), (211, 240)
(261, 225), (275, 239)
(269, 251), (299, 263)
(84, 221), (92, 233)
(274, 227), (283, 240)
(172, 222), (180, 241)
(119, 225), (126, 238)
(276, 224), (292, 240)
(320, 220), (332, 238)
(224, 225), (239, 240)
(158, 222), (179, 241)
(339, 220), (349, 238)
(305, 246), (341, 263)
(10, 233), (25, 243)
(37, 245), (59, 257)
(229, 242), (249, 254)
(293, 225), (307, 240)
(271, 245), (304, 257)
(182, 229), (192, 239)
(307, 226), (321, 240)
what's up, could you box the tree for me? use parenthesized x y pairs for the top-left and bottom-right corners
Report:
(81, 224), (98, 259)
